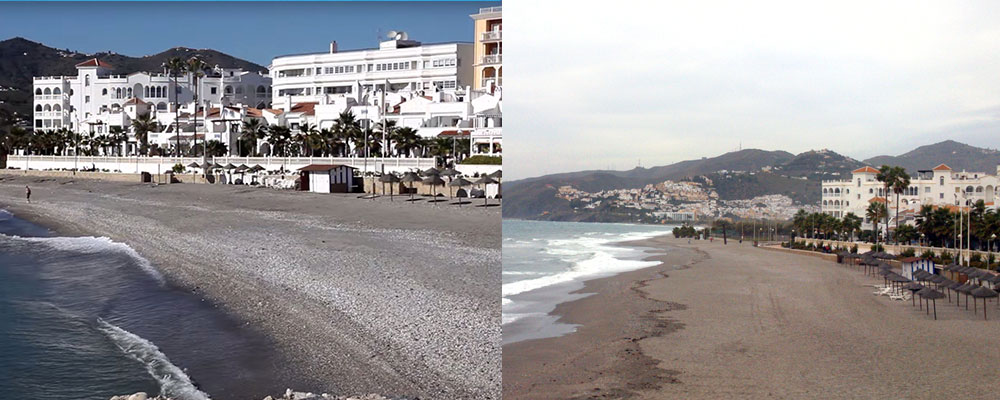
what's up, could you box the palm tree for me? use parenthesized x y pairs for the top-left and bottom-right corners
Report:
(391, 127), (420, 157)
(333, 111), (361, 156)
(266, 124), (291, 157)
(164, 57), (187, 157)
(375, 119), (397, 155)
(186, 57), (208, 157)
(888, 166), (910, 244)
(866, 201), (888, 245)
(317, 128), (341, 157)
(240, 119), (266, 156)
(842, 212), (862, 242)
(131, 113), (158, 156)
(203, 140), (228, 157)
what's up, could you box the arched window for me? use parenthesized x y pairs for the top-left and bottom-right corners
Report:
(43, 104), (51, 111)
(823, 188), (828, 195)
(144, 87), (150, 97)
(102, 88), (108, 96)
(35, 88), (42, 95)
(976, 186), (984, 193)
(940, 177), (945, 185)
(157, 102), (168, 111)
(225, 85), (233, 94)
(85, 75), (90, 86)
(35, 104), (42, 111)
(127, 88), (132, 97)
(53, 104), (61, 112)
(43, 88), (51, 95)
(53, 88), (61, 95)
(846, 189), (850, 194)
(835, 188), (841, 194)
(257, 85), (266, 94)
(823, 200), (828, 206)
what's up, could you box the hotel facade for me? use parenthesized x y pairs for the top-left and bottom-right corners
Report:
(33, 59), (271, 133)
(821, 164), (1000, 230)
(470, 6), (502, 92)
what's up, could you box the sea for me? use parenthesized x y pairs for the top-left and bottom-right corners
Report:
(0, 209), (299, 400)
(502, 220), (675, 344)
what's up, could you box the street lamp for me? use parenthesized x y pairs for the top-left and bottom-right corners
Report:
(991, 233), (997, 269)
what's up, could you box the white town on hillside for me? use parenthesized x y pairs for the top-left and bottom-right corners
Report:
(13, 6), (502, 179)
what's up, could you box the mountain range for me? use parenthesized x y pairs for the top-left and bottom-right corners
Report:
(503, 140), (1000, 221)
(0, 37), (267, 118)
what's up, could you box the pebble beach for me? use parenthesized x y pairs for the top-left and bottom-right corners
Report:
(0, 173), (500, 399)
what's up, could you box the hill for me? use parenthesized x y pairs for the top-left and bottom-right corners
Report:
(504, 141), (997, 221)
(864, 140), (1000, 174)
(0, 37), (268, 119)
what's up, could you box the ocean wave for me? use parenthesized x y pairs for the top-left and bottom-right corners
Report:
(97, 319), (210, 400)
(502, 250), (659, 299)
(1, 234), (165, 286)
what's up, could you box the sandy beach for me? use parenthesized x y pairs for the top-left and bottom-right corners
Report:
(504, 235), (1000, 399)
(0, 173), (500, 399)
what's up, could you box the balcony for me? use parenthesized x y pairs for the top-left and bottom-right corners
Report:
(481, 30), (502, 42)
(481, 77), (502, 88)
(482, 54), (502, 65)
(477, 6), (502, 14)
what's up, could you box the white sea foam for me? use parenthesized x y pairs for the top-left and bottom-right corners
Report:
(501, 228), (670, 325)
(2, 234), (165, 286)
(97, 319), (210, 400)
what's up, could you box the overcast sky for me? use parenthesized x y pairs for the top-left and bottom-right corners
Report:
(505, 1), (1000, 181)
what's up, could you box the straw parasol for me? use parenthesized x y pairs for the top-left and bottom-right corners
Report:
(187, 162), (200, 169)
(440, 167), (460, 177)
(904, 282), (924, 307)
(917, 288), (947, 320)
(489, 169), (502, 179)
(970, 286), (998, 319)
(448, 177), (473, 206)
(401, 172), (422, 202)
(423, 175), (446, 202)
(474, 175), (497, 207)
(379, 173), (401, 201)
(422, 167), (440, 176)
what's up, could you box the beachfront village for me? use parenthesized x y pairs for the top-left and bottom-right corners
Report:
(0, 7), (502, 196)
(556, 180), (818, 222)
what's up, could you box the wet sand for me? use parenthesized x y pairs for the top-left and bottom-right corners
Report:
(503, 235), (1000, 399)
(0, 174), (500, 399)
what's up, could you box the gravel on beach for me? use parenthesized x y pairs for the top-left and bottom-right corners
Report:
(0, 174), (500, 399)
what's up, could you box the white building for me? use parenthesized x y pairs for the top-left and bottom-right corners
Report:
(32, 58), (271, 152)
(821, 164), (1000, 229)
(269, 35), (473, 111)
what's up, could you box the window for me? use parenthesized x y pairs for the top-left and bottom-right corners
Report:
(85, 96), (90, 103)
(940, 177), (944, 185)
(940, 193), (944, 199)
(432, 58), (456, 67)
(211, 87), (217, 95)
(85, 75), (90, 86)
(924, 186), (930, 193)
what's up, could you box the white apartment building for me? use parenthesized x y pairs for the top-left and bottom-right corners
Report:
(821, 164), (1000, 230)
(32, 58), (272, 144)
(269, 34), (473, 110)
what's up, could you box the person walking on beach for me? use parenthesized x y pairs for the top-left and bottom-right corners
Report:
(25, 185), (31, 203)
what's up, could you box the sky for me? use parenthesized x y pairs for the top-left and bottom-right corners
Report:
(505, 0), (1000, 181)
(0, 1), (497, 66)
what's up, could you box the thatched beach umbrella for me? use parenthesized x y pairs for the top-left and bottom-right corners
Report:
(904, 282), (924, 307)
(379, 173), (401, 201)
(423, 175), (446, 202)
(448, 177), (473, 206)
(187, 161), (200, 169)
(474, 175), (497, 207)
(401, 172), (421, 202)
(970, 286), (998, 319)
(489, 169), (501, 179)
(422, 167), (440, 176)
(957, 283), (976, 310)
(947, 281), (964, 304)
(440, 167), (460, 177)
(917, 288), (947, 320)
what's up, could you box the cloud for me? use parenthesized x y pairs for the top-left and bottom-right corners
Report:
(504, 0), (1000, 180)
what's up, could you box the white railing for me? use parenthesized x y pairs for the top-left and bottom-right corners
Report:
(478, 6), (502, 14)
(482, 31), (502, 41)
(482, 54), (502, 64)
(5, 155), (438, 174)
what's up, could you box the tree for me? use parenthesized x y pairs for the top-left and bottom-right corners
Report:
(266, 125), (291, 157)
(333, 111), (361, 156)
(130, 113), (158, 156)
(392, 127), (421, 157)
(375, 119), (397, 155)
(842, 212), (862, 242)
(240, 119), (267, 156)
(713, 218), (732, 244)
(866, 201), (887, 244)
(202, 140), (228, 157)
(185, 57), (208, 157)
(895, 224), (918, 245)
(164, 57), (187, 157)
(888, 166), (910, 244)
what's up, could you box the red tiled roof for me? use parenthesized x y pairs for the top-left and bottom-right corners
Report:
(853, 166), (879, 174)
(290, 102), (317, 116)
(869, 197), (887, 203)
(246, 108), (263, 117)
(263, 108), (284, 115)
(899, 257), (924, 263)
(933, 163), (952, 171)
(75, 58), (113, 68)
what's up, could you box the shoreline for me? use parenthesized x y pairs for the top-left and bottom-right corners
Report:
(505, 235), (1000, 398)
(0, 175), (501, 399)
(502, 234), (703, 398)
